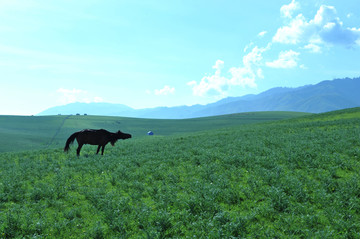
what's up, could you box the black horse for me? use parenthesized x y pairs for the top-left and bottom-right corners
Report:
(64, 129), (132, 156)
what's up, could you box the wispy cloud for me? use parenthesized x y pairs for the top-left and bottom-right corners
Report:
(0, 0), (39, 11)
(0, 44), (89, 65)
(57, 88), (103, 105)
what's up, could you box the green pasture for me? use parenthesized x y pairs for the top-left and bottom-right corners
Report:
(0, 111), (307, 152)
(0, 108), (359, 238)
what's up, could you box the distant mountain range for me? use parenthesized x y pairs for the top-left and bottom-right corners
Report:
(38, 77), (360, 119)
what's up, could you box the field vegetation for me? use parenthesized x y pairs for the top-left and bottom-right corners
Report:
(0, 108), (359, 238)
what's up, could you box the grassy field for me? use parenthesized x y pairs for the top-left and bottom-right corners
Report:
(0, 111), (307, 152)
(0, 108), (359, 238)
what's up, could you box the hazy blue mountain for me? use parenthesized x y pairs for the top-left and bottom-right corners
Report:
(38, 102), (135, 116)
(38, 77), (360, 118)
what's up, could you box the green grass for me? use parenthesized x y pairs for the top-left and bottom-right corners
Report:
(0, 108), (359, 238)
(0, 111), (308, 152)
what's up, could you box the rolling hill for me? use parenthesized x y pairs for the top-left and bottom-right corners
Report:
(0, 111), (308, 153)
(38, 77), (360, 118)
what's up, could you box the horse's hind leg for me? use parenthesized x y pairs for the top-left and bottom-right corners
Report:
(76, 144), (83, 156)
(96, 145), (101, 154)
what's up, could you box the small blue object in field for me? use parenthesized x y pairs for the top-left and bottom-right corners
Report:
(147, 131), (154, 136)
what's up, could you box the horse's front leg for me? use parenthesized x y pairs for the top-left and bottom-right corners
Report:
(96, 145), (101, 154)
(101, 145), (106, 155)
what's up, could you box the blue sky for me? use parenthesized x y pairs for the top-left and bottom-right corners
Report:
(1, 0), (360, 115)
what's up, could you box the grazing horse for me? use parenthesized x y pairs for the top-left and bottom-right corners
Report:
(64, 129), (132, 156)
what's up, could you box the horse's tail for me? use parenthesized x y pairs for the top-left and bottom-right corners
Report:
(64, 132), (79, 153)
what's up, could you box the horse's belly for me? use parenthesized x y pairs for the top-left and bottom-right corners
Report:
(87, 142), (100, 145)
(85, 139), (105, 145)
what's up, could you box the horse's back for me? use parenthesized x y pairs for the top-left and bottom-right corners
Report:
(80, 129), (109, 135)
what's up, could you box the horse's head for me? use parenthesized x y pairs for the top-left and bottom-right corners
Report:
(109, 131), (131, 146)
(117, 130), (132, 140)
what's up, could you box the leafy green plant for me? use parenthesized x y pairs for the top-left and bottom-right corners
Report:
(0, 108), (359, 237)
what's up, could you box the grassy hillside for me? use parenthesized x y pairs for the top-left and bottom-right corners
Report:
(0, 108), (359, 237)
(0, 111), (307, 152)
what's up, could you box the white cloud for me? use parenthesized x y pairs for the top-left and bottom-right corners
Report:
(229, 45), (269, 88)
(93, 96), (104, 102)
(57, 88), (86, 104)
(154, 85), (175, 95)
(299, 64), (307, 69)
(243, 45), (269, 67)
(313, 5), (339, 26)
(57, 88), (103, 104)
(187, 60), (228, 97)
(304, 43), (322, 53)
(243, 42), (254, 53)
(280, 0), (300, 18)
(273, 4), (360, 47)
(266, 50), (300, 68)
(273, 14), (309, 44)
(228, 66), (258, 88)
(213, 59), (224, 70)
(188, 46), (269, 97)
(258, 31), (267, 38)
